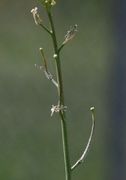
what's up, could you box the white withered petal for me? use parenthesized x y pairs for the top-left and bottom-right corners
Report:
(63, 24), (78, 44)
(31, 7), (42, 25)
(51, 104), (67, 116)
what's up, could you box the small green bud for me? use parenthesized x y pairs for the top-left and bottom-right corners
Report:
(53, 53), (58, 59)
(39, 0), (56, 7)
(50, 0), (56, 6)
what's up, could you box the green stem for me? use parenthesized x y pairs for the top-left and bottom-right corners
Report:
(46, 7), (71, 180)
(60, 112), (71, 180)
(39, 23), (52, 35)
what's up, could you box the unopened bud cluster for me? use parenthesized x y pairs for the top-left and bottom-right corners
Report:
(41, 0), (56, 7)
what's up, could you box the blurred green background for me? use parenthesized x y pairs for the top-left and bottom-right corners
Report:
(0, 0), (126, 180)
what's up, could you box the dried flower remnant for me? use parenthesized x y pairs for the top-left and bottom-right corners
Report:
(63, 24), (78, 45)
(34, 48), (58, 88)
(51, 104), (67, 116)
(58, 24), (78, 52)
(31, 7), (42, 25)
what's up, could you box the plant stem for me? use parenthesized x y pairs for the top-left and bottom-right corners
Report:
(71, 107), (95, 171)
(46, 7), (71, 180)
(39, 23), (52, 35)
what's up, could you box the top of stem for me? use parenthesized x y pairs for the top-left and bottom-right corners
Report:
(39, 0), (56, 8)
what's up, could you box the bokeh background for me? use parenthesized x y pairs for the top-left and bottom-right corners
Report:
(0, 0), (126, 180)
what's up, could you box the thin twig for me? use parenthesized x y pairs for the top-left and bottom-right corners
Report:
(58, 43), (65, 53)
(39, 23), (52, 35)
(71, 107), (95, 171)
(39, 48), (58, 87)
(31, 7), (52, 35)
(39, 48), (48, 72)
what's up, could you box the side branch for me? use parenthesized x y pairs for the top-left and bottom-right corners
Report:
(39, 23), (52, 35)
(31, 7), (52, 35)
(39, 48), (58, 87)
(71, 107), (95, 171)
(58, 24), (78, 53)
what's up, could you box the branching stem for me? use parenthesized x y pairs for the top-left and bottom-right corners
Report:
(45, 7), (71, 180)
(32, 3), (95, 180)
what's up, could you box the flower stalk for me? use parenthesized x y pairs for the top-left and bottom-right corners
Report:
(31, 1), (95, 180)
(45, 5), (72, 180)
